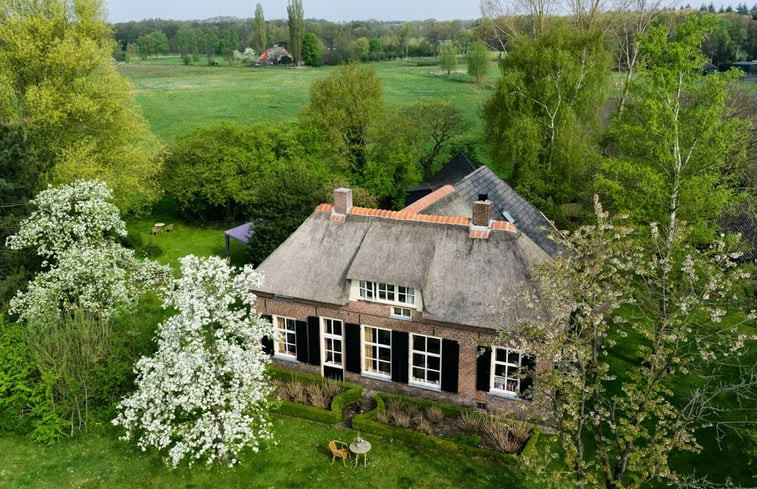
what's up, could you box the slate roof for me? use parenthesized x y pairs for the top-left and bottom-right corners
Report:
(255, 204), (549, 331)
(416, 166), (562, 258)
(405, 153), (478, 207)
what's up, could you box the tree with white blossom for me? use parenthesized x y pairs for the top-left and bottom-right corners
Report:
(4, 179), (170, 439)
(6, 180), (169, 321)
(114, 255), (274, 468)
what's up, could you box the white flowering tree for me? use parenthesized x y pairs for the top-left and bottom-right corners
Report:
(6, 180), (170, 321)
(114, 255), (274, 468)
(4, 179), (170, 438)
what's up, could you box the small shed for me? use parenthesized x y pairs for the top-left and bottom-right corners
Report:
(224, 222), (254, 258)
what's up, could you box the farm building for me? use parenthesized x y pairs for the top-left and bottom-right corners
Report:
(254, 183), (555, 412)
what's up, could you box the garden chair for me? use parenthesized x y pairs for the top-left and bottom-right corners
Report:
(328, 440), (350, 466)
(165, 223), (175, 233)
(150, 225), (162, 235)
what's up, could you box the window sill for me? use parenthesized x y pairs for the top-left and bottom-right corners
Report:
(389, 314), (412, 321)
(487, 390), (524, 401)
(273, 354), (298, 363)
(362, 372), (392, 382)
(409, 381), (442, 392)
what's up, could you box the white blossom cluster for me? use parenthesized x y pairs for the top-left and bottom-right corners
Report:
(233, 47), (257, 64)
(6, 180), (127, 263)
(6, 180), (170, 321)
(113, 255), (274, 468)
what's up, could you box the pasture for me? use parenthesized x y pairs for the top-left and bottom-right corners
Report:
(119, 57), (498, 145)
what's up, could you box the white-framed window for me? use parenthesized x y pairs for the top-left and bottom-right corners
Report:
(322, 318), (343, 368)
(362, 325), (391, 379)
(359, 280), (415, 306)
(410, 333), (441, 389)
(391, 307), (412, 319)
(491, 347), (522, 395)
(273, 315), (297, 359)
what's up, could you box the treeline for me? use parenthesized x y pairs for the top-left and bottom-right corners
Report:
(113, 8), (757, 68)
(113, 17), (477, 64)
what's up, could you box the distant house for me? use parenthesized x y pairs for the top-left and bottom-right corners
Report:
(253, 186), (552, 411)
(257, 45), (293, 65)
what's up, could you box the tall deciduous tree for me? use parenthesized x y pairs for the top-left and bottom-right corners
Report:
(466, 40), (491, 84)
(439, 42), (458, 75)
(253, 3), (267, 54)
(483, 22), (609, 217)
(518, 199), (755, 489)
(303, 63), (384, 174)
(0, 0), (162, 212)
(400, 101), (470, 181)
(598, 15), (750, 244)
(114, 255), (274, 468)
(287, 0), (304, 66)
(302, 32), (322, 66)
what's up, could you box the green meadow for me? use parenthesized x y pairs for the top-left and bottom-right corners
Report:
(119, 57), (498, 145)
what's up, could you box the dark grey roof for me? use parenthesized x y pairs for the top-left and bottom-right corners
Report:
(256, 210), (548, 331)
(406, 153), (478, 207)
(422, 166), (562, 258)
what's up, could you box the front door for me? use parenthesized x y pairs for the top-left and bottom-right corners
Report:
(322, 317), (344, 381)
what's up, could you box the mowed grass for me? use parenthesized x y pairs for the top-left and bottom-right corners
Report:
(125, 197), (250, 271)
(119, 57), (498, 145)
(0, 415), (527, 489)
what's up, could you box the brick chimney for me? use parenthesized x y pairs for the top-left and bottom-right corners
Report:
(333, 188), (353, 216)
(472, 200), (492, 227)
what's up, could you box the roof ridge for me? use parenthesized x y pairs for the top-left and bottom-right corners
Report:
(314, 203), (517, 233)
(400, 185), (455, 214)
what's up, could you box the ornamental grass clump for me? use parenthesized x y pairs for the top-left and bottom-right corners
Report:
(425, 406), (445, 425)
(113, 255), (274, 468)
(457, 410), (486, 434)
(306, 383), (330, 409)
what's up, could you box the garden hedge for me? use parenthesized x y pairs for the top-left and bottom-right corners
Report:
(352, 392), (540, 465)
(266, 365), (362, 424)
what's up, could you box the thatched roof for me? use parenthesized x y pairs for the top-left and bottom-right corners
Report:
(256, 205), (549, 331)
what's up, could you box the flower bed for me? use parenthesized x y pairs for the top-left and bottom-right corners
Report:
(352, 393), (539, 465)
(267, 366), (362, 424)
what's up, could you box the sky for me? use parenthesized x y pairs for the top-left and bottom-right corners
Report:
(105, 0), (484, 24)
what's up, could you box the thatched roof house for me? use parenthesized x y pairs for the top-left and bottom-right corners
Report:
(254, 187), (551, 409)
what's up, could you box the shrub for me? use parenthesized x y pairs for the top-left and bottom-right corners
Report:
(482, 417), (529, 454)
(306, 382), (329, 409)
(425, 405), (445, 425)
(120, 231), (143, 250)
(139, 243), (162, 258)
(416, 416), (434, 435)
(457, 410), (486, 434)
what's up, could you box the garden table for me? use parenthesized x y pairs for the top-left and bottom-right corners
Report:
(349, 439), (371, 467)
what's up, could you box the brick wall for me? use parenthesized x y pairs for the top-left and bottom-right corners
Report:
(259, 294), (537, 413)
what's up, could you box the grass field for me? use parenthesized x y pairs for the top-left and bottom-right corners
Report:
(0, 415), (528, 489)
(119, 57), (498, 145)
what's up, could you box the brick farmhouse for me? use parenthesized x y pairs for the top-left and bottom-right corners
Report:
(254, 177), (556, 411)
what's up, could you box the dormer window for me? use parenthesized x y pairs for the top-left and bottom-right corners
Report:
(358, 280), (415, 306)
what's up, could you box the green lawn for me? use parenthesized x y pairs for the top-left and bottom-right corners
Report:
(119, 57), (498, 146)
(0, 415), (527, 489)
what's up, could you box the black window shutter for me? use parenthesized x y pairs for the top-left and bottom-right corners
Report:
(345, 323), (361, 373)
(260, 315), (273, 355)
(307, 316), (321, 366)
(476, 346), (492, 391)
(295, 320), (308, 362)
(391, 331), (409, 383)
(519, 354), (536, 400)
(441, 339), (459, 393)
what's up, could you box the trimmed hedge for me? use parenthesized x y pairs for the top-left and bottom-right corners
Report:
(266, 366), (362, 424)
(352, 392), (540, 465)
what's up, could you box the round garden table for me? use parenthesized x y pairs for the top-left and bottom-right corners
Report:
(349, 439), (371, 467)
